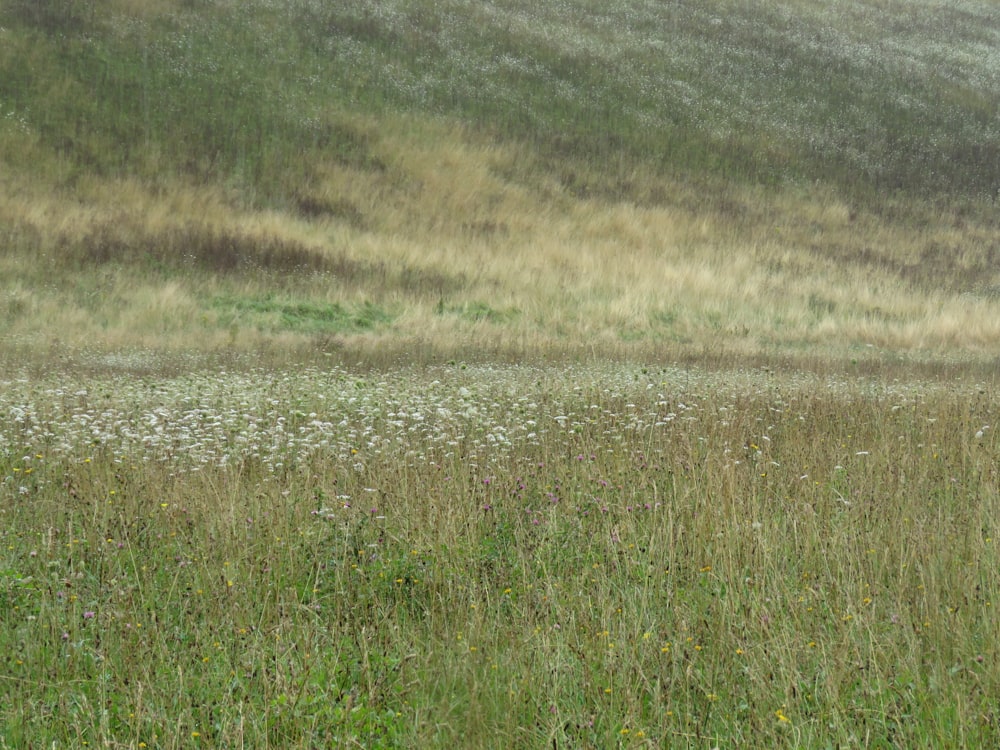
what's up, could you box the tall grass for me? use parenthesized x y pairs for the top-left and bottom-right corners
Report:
(3, 156), (999, 366)
(1, 363), (998, 746)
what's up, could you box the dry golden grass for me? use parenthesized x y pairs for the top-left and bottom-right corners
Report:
(2, 112), (998, 366)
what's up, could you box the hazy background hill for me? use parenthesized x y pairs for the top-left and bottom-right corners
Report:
(2, 0), (999, 369)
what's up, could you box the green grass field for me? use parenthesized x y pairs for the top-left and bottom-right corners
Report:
(2, 365), (999, 747)
(1, 0), (999, 746)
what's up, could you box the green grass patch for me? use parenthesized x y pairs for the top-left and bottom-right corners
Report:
(212, 295), (394, 334)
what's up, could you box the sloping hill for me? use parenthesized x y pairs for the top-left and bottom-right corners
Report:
(1, 0), (999, 367)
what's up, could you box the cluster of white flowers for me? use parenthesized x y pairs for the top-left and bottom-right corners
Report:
(0, 360), (981, 486)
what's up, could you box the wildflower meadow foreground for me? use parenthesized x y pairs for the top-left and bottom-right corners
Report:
(1, 361), (997, 747)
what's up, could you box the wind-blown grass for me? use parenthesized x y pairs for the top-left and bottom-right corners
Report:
(1, 363), (998, 746)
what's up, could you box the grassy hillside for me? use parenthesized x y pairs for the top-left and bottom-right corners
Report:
(4, 5), (1000, 747)
(1, 0), (999, 367)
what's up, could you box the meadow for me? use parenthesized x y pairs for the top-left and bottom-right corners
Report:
(2, 0), (1000, 746)
(1, 363), (999, 747)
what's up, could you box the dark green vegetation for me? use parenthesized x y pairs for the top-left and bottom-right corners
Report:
(2, 0), (999, 207)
